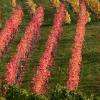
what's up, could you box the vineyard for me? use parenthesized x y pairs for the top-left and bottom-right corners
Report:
(0, 0), (100, 100)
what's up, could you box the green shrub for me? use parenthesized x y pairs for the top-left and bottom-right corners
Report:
(50, 84), (98, 100)
(0, 84), (99, 100)
(6, 86), (48, 100)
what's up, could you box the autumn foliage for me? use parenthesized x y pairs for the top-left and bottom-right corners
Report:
(0, 6), (23, 56)
(0, 0), (99, 98)
(31, 3), (65, 95)
(4, 6), (44, 85)
(67, 0), (88, 91)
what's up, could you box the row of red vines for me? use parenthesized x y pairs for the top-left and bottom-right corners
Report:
(4, 6), (44, 85)
(0, 0), (90, 95)
(67, 0), (88, 91)
(0, 6), (23, 56)
(31, 4), (65, 95)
